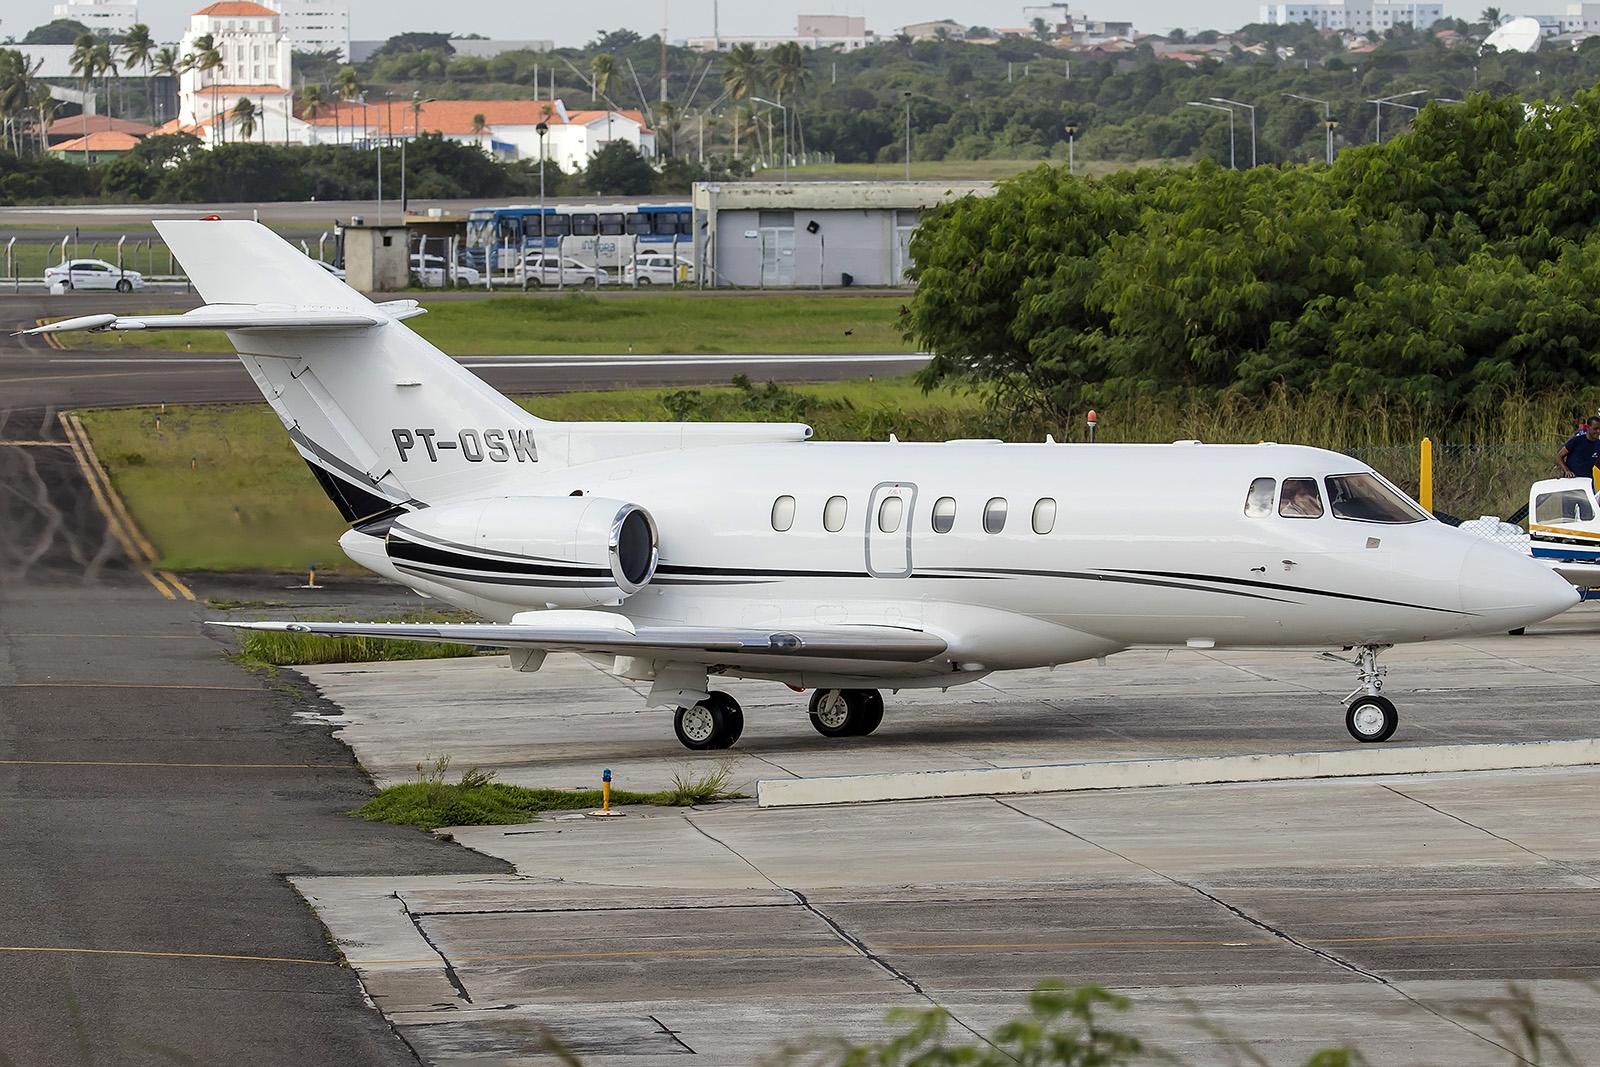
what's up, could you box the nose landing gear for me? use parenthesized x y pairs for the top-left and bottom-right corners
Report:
(1321, 644), (1398, 743)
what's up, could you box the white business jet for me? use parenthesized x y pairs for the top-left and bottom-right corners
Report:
(30, 221), (1579, 749)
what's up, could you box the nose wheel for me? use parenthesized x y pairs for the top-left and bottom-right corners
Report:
(673, 691), (744, 750)
(808, 689), (884, 737)
(1321, 644), (1399, 743)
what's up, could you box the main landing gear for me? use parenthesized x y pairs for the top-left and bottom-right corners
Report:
(1321, 644), (1398, 743)
(808, 688), (884, 738)
(673, 692), (744, 750)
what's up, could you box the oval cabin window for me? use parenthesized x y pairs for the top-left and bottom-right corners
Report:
(983, 497), (1008, 534)
(823, 495), (849, 533)
(878, 495), (904, 533)
(931, 496), (956, 533)
(1032, 498), (1056, 534)
(771, 495), (795, 532)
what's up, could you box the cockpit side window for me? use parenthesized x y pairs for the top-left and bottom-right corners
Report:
(1279, 477), (1324, 518)
(1244, 477), (1276, 517)
(1325, 473), (1429, 524)
(1535, 489), (1596, 524)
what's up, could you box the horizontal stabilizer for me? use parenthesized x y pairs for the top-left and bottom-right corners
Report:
(212, 618), (948, 663)
(22, 301), (424, 335)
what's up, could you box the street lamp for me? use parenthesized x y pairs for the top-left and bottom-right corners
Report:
(1284, 92), (1334, 165)
(750, 96), (789, 180)
(1209, 97), (1255, 167)
(1368, 89), (1426, 143)
(1187, 101), (1234, 169)
(1064, 122), (1078, 175)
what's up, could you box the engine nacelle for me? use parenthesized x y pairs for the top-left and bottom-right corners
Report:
(384, 495), (659, 608)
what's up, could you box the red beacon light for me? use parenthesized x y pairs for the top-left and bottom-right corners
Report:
(201, 214), (222, 221)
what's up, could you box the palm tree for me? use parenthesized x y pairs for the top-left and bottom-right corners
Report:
(589, 53), (620, 105)
(189, 34), (222, 142)
(121, 23), (153, 123)
(655, 98), (680, 157)
(232, 96), (256, 141)
(31, 82), (56, 153)
(300, 83), (324, 144)
(764, 41), (810, 155)
(471, 111), (486, 150)
(70, 33), (98, 164)
(335, 66), (360, 145)
(151, 45), (179, 124)
(91, 40), (118, 120)
(1481, 6), (1503, 25)
(0, 50), (41, 154)
(720, 42), (762, 104)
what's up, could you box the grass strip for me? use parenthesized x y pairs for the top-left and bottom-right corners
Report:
(355, 761), (742, 829)
(233, 629), (483, 666)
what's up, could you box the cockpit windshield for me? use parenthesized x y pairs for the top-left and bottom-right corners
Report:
(1323, 473), (1429, 524)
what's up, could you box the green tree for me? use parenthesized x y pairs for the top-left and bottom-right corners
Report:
(21, 19), (91, 45)
(69, 33), (99, 164)
(151, 46), (180, 124)
(589, 53), (620, 104)
(764, 41), (811, 153)
(582, 139), (655, 194)
(720, 42), (762, 104)
(121, 22), (153, 123)
(232, 96), (257, 141)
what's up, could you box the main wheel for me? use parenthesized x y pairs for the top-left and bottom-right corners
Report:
(850, 690), (884, 736)
(674, 693), (742, 750)
(115, 278), (132, 292)
(1346, 695), (1398, 743)
(706, 691), (743, 748)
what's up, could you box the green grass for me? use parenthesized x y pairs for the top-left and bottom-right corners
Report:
(55, 292), (915, 355)
(355, 759), (741, 829)
(783, 157), (1177, 181)
(232, 629), (483, 667)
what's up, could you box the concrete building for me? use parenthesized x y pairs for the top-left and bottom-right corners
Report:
(1259, 0), (1444, 31)
(900, 19), (967, 39)
(693, 181), (996, 289)
(263, 0), (350, 60)
(686, 15), (875, 51)
(49, 129), (142, 163)
(51, 0), (140, 34)
(177, 1), (293, 128)
(1561, 2), (1600, 31)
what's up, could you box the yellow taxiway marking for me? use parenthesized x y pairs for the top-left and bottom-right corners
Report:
(0, 945), (336, 966)
(0, 759), (339, 769)
(32, 318), (66, 351)
(160, 570), (196, 600)
(0, 441), (72, 447)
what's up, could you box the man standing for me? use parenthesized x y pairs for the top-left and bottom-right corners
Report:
(1556, 416), (1600, 480)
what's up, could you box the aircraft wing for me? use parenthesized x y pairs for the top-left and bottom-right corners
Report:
(213, 616), (948, 663)
(21, 301), (425, 335)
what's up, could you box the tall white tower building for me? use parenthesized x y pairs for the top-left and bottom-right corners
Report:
(178, 1), (293, 134)
(52, 0), (140, 34)
(263, 0), (351, 61)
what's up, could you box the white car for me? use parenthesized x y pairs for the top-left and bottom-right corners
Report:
(410, 253), (480, 288)
(311, 259), (346, 280)
(45, 259), (144, 292)
(514, 254), (610, 288)
(622, 252), (692, 286)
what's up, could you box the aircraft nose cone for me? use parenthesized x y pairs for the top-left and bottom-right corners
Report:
(1459, 539), (1578, 633)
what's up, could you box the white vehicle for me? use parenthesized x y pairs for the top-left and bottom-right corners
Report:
(30, 220), (1578, 751)
(44, 259), (143, 292)
(1459, 476), (1600, 587)
(623, 252), (692, 286)
(410, 253), (480, 288)
(514, 254), (609, 288)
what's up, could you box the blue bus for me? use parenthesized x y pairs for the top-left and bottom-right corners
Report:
(465, 203), (693, 275)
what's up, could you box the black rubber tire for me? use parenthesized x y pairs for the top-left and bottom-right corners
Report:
(808, 688), (857, 738)
(116, 278), (132, 292)
(707, 691), (743, 749)
(674, 701), (726, 750)
(849, 690), (884, 736)
(62, 280), (73, 291)
(1346, 695), (1398, 743)
(637, 276), (652, 285)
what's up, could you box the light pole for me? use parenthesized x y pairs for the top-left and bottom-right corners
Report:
(1368, 89), (1426, 143)
(751, 96), (788, 180)
(1187, 101), (1234, 169)
(902, 90), (913, 180)
(1064, 122), (1077, 175)
(401, 94), (435, 215)
(1284, 92), (1333, 164)
(536, 120), (548, 271)
(1209, 97), (1255, 167)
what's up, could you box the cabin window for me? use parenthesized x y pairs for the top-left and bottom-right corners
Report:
(878, 495), (904, 533)
(1325, 474), (1429, 524)
(931, 496), (956, 533)
(1535, 489), (1595, 524)
(983, 497), (1008, 534)
(1244, 477), (1276, 517)
(1278, 477), (1324, 519)
(771, 495), (795, 532)
(626, 213), (652, 234)
(823, 495), (848, 532)
(543, 214), (569, 237)
(598, 212), (625, 235)
(1032, 498), (1056, 534)
(570, 213), (599, 236)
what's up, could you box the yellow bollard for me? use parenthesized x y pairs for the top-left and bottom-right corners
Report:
(587, 766), (625, 817)
(1419, 437), (1434, 514)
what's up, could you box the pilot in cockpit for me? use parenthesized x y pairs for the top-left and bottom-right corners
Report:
(1279, 479), (1325, 518)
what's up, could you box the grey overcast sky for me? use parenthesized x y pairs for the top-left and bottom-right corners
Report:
(9, 0), (1476, 47)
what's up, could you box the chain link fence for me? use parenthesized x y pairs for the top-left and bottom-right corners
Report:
(1342, 444), (1558, 525)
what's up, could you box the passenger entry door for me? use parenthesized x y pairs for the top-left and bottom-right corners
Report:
(866, 482), (917, 578)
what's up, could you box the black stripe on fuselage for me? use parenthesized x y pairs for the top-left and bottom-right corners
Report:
(386, 534), (610, 581)
(1106, 568), (1473, 616)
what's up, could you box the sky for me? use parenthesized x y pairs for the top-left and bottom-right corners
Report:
(12, 0), (1477, 47)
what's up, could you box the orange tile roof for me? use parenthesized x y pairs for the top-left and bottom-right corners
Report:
(192, 1), (278, 15)
(52, 131), (144, 152)
(46, 114), (157, 137)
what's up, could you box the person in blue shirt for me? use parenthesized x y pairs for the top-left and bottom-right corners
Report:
(1557, 416), (1600, 480)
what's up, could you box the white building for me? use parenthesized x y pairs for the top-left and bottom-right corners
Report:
(51, 0), (139, 34)
(1259, 0), (1443, 30)
(1562, 2), (1600, 31)
(175, 1), (294, 138)
(263, 0), (349, 60)
(687, 14), (875, 51)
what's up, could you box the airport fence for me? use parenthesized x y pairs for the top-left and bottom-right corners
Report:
(1343, 442), (1557, 524)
